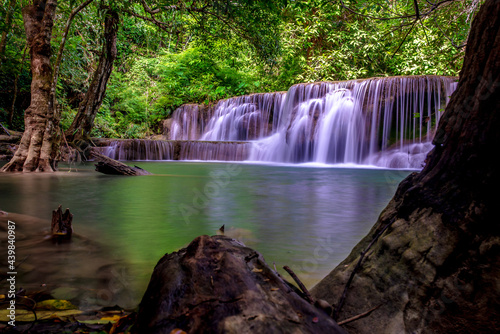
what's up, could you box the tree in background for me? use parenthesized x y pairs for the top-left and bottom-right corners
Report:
(0, 0), (17, 59)
(275, 0), (482, 84)
(0, 0), (485, 169)
(1, 0), (61, 172)
(1, 0), (94, 172)
(66, 0), (285, 143)
(1, 0), (286, 171)
(64, 5), (119, 144)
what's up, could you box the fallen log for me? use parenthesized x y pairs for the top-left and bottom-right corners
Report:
(89, 150), (151, 176)
(133, 235), (346, 334)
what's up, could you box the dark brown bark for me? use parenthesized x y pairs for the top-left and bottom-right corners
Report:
(90, 150), (151, 176)
(1, 0), (60, 172)
(311, 1), (500, 333)
(65, 7), (119, 143)
(51, 205), (73, 242)
(134, 235), (346, 334)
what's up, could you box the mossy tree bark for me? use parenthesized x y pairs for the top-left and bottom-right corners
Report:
(65, 7), (118, 144)
(1, 0), (60, 172)
(311, 0), (500, 333)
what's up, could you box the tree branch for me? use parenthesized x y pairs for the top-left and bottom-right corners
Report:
(337, 0), (457, 21)
(432, 15), (467, 49)
(140, 0), (160, 14)
(122, 8), (175, 32)
(51, 0), (95, 97)
(337, 304), (382, 326)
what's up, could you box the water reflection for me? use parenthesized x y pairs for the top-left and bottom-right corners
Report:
(0, 162), (410, 307)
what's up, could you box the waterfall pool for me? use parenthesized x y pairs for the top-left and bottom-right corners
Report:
(0, 161), (411, 309)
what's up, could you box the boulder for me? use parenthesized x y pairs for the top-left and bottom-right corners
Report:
(134, 235), (345, 334)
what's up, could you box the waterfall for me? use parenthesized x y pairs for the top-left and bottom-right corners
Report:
(247, 76), (457, 168)
(97, 139), (249, 162)
(200, 92), (286, 141)
(100, 140), (174, 160)
(102, 76), (457, 168)
(178, 141), (250, 161)
(166, 104), (208, 140)
(166, 93), (286, 141)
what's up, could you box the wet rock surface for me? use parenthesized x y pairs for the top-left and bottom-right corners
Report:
(311, 1), (500, 332)
(134, 235), (345, 334)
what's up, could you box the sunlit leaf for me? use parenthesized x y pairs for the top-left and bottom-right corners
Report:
(36, 299), (77, 311)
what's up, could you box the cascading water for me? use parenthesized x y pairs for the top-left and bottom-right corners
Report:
(167, 92), (286, 141)
(247, 76), (457, 168)
(101, 76), (457, 168)
(313, 88), (364, 163)
(178, 141), (250, 161)
(166, 104), (208, 140)
(100, 139), (174, 160)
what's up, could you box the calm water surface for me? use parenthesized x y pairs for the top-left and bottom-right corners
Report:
(0, 161), (410, 308)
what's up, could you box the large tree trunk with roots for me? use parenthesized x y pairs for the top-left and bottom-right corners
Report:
(65, 7), (118, 144)
(311, 0), (500, 333)
(1, 0), (60, 172)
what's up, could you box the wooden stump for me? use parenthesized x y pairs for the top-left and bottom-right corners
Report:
(51, 205), (73, 242)
(90, 150), (151, 176)
(133, 235), (346, 334)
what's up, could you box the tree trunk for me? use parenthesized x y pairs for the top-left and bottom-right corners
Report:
(51, 205), (73, 242)
(311, 0), (500, 333)
(65, 7), (118, 143)
(1, 0), (60, 172)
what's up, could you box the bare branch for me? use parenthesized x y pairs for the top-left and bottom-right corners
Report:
(183, 6), (248, 40)
(414, 0), (421, 20)
(122, 8), (175, 32)
(337, 304), (382, 326)
(391, 19), (418, 58)
(140, 0), (160, 14)
(432, 15), (467, 49)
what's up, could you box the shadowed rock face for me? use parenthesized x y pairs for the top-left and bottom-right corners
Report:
(134, 235), (346, 334)
(311, 1), (500, 333)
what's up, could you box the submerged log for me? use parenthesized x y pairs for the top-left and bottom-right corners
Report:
(51, 205), (72, 242)
(133, 235), (345, 334)
(90, 150), (151, 176)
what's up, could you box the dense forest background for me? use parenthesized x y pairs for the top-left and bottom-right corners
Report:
(0, 0), (482, 138)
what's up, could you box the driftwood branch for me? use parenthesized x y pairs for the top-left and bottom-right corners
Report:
(90, 150), (151, 176)
(283, 265), (314, 304)
(337, 304), (382, 326)
(0, 123), (10, 136)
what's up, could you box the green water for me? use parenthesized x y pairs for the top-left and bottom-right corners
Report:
(0, 161), (410, 309)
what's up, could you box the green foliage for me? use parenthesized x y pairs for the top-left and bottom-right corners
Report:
(268, 0), (479, 85)
(99, 46), (262, 137)
(0, 0), (28, 130)
(0, 0), (483, 139)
